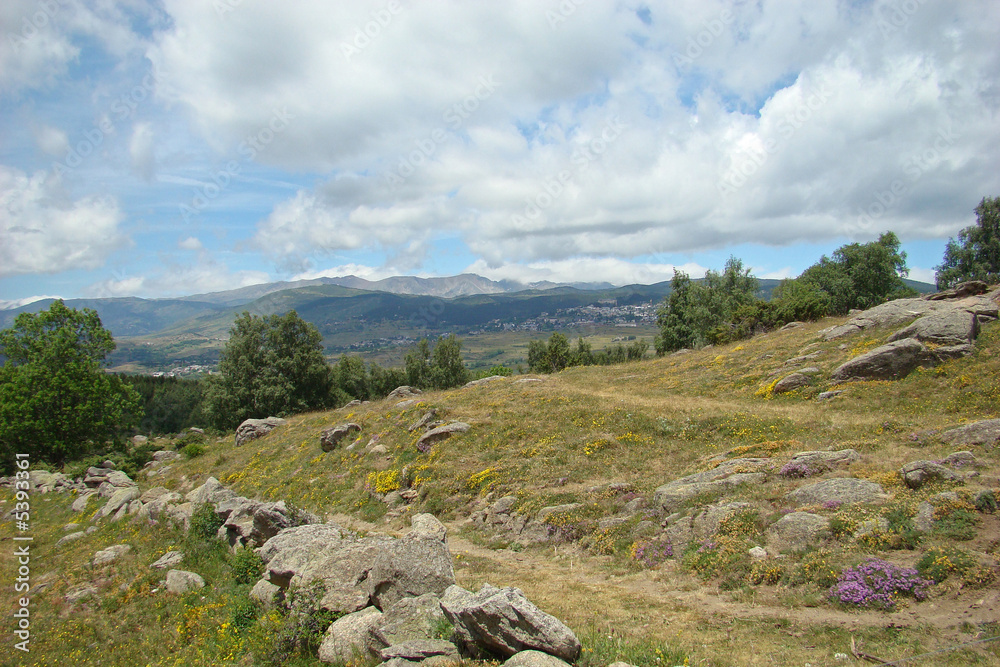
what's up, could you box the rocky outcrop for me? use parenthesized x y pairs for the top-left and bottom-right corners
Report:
(899, 460), (962, 489)
(319, 607), (384, 663)
(779, 449), (860, 478)
(939, 419), (1000, 448)
(320, 423), (362, 452)
(886, 310), (979, 346)
(923, 280), (989, 300)
(773, 373), (811, 394)
(765, 512), (831, 553)
(441, 584), (581, 661)
(831, 339), (941, 382)
(387, 386), (423, 401)
(150, 551), (184, 569)
(370, 592), (448, 649)
(464, 375), (506, 388)
(235, 417), (287, 447)
(653, 458), (773, 511)
(787, 477), (885, 506)
(93, 544), (131, 566)
(416, 422), (470, 453)
(665, 501), (750, 554)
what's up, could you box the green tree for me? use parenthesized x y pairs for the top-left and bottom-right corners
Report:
(936, 196), (1000, 289)
(527, 339), (550, 373)
(799, 232), (913, 313)
(335, 355), (370, 401)
(0, 300), (142, 466)
(204, 310), (334, 430)
(405, 339), (432, 387)
(546, 332), (571, 372)
(571, 337), (594, 366)
(429, 334), (470, 389)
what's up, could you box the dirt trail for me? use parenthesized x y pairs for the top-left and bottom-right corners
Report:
(443, 521), (1000, 644)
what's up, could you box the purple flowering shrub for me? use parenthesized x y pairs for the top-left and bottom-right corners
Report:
(630, 536), (673, 567)
(828, 558), (932, 610)
(778, 461), (813, 478)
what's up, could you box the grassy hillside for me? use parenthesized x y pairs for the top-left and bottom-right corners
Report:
(3, 307), (998, 666)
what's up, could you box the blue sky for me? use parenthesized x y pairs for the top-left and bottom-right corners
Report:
(2, 1), (999, 307)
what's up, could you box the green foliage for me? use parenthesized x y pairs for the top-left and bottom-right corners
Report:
(932, 508), (979, 541)
(0, 299), (142, 468)
(655, 257), (760, 353)
(251, 582), (342, 666)
(124, 375), (207, 434)
(975, 489), (997, 514)
(798, 232), (915, 314)
(916, 546), (994, 588)
(205, 310), (335, 430)
(936, 196), (1000, 289)
(180, 442), (206, 459)
(404, 335), (470, 389)
(230, 546), (265, 585)
(190, 502), (223, 540)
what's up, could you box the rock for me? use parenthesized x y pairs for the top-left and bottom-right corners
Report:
(899, 461), (961, 489)
(914, 502), (935, 532)
(152, 450), (179, 462)
(71, 491), (97, 512)
(235, 417), (287, 447)
(166, 569), (205, 594)
(370, 445), (388, 455)
(165, 502), (195, 531)
(150, 551), (184, 569)
(93, 544), (131, 566)
(653, 458), (773, 511)
(748, 546), (768, 560)
(319, 606), (384, 664)
(185, 476), (228, 506)
(766, 513), (831, 552)
(97, 486), (141, 519)
(371, 593), (448, 649)
(387, 386), (423, 401)
(65, 585), (98, 603)
(887, 310), (979, 346)
(408, 410), (439, 432)
(132, 434), (149, 445)
(942, 451), (986, 468)
(939, 419), (1000, 448)
(56, 531), (85, 547)
(853, 517), (890, 538)
(441, 584), (581, 661)
(464, 375), (506, 388)
(817, 390), (844, 400)
(923, 280), (989, 300)
(773, 373), (811, 394)
(780, 321), (805, 331)
(321, 423), (362, 452)
(408, 513), (448, 542)
(780, 449), (860, 477)
(787, 478), (885, 506)
(380, 639), (460, 662)
(831, 338), (938, 382)
(665, 501), (750, 553)
(365, 534), (456, 610)
(504, 650), (573, 667)
(416, 422), (471, 453)
(105, 470), (137, 488)
(250, 578), (283, 607)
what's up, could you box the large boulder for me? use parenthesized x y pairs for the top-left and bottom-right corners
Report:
(93, 544), (131, 566)
(185, 477), (231, 506)
(235, 417), (287, 447)
(365, 533), (456, 610)
(899, 461), (962, 489)
(765, 513), (831, 553)
(665, 501), (750, 554)
(779, 449), (860, 478)
(166, 570), (205, 594)
(379, 639), (460, 662)
(416, 422), (471, 453)
(97, 486), (140, 519)
(387, 386), (423, 401)
(320, 423), (362, 452)
(370, 592), (448, 649)
(504, 650), (574, 667)
(831, 338), (938, 382)
(786, 477), (885, 506)
(939, 419), (1000, 448)
(441, 584), (581, 661)
(887, 310), (979, 346)
(318, 606), (384, 664)
(773, 373), (811, 394)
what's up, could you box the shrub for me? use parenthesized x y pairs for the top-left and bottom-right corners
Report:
(180, 442), (206, 459)
(828, 558), (931, 610)
(231, 546), (265, 585)
(190, 502), (223, 540)
(916, 546), (995, 587)
(629, 536), (674, 567)
(932, 508), (979, 541)
(975, 490), (997, 514)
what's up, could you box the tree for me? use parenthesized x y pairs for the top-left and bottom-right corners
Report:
(546, 332), (571, 372)
(405, 339), (432, 387)
(571, 337), (594, 366)
(527, 339), (550, 373)
(936, 196), (1000, 289)
(799, 232), (913, 313)
(0, 300), (142, 466)
(204, 310), (334, 430)
(429, 334), (470, 389)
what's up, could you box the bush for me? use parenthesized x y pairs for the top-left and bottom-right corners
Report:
(231, 546), (265, 585)
(190, 502), (223, 540)
(828, 558), (931, 610)
(917, 546), (995, 588)
(180, 442), (206, 459)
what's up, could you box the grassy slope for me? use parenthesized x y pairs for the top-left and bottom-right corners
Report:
(3, 311), (1000, 666)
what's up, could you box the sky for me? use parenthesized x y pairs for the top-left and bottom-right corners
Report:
(1, 0), (999, 307)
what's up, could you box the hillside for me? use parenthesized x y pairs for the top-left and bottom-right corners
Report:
(3, 287), (996, 667)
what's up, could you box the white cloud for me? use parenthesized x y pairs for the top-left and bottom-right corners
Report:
(465, 258), (708, 286)
(178, 236), (203, 250)
(129, 122), (156, 180)
(33, 124), (69, 156)
(0, 166), (128, 277)
(0, 295), (62, 310)
(87, 261), (270, 298)
(907, 267), (937, 285)
(291, 263), (404, 282)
